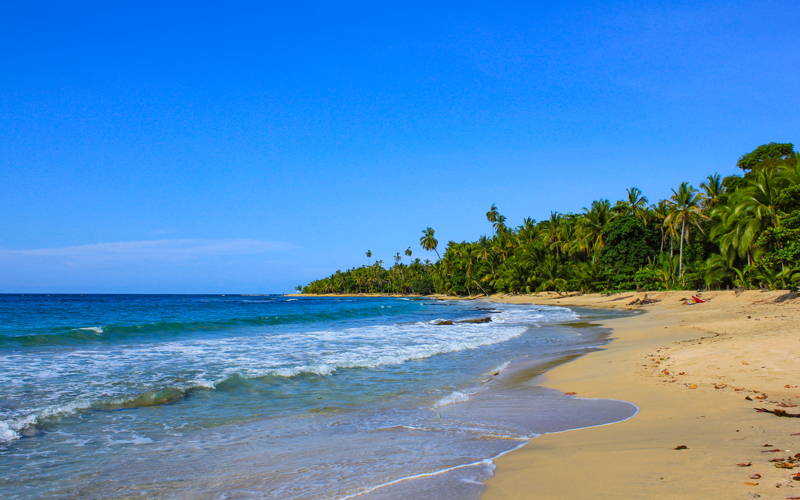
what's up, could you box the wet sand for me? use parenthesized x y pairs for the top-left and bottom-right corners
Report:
(482, 290), (800, 500)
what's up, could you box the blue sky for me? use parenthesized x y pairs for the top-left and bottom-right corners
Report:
(1, 1), (798, 293)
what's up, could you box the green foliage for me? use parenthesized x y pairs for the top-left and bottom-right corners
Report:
(303, 142), (800, 295)
(737, 142), (796, 172)
(411, 276), (434, 295)
(755, 227), (800, 272)
(598, 215), (659, 275)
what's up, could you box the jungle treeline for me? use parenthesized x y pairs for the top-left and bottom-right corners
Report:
(302, 143), (800, 296)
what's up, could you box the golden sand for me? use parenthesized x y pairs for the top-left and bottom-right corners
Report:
(482, 290), (800, 500)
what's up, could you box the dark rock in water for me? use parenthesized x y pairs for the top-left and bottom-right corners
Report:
(433, 320), (454, 325)
(455, 317), (492, 324)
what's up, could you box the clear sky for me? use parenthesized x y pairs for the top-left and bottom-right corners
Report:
(1, 1), (798, 293)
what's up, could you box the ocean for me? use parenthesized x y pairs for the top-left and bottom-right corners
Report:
(0, 294), (637, 499)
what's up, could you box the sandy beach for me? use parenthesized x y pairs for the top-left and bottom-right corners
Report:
(482, 290), (800, 499)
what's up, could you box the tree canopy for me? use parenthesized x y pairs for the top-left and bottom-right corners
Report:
(737, 142), (796, 172)
(303, 143), (800, 296)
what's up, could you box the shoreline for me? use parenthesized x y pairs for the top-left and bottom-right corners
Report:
(481, 290), (800, 499)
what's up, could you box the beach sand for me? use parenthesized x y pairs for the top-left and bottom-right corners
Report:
(481, 290), (800, 499)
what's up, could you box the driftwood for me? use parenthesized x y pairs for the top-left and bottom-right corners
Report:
(755, 407), (800, 418)
(627, 294), (662, 306)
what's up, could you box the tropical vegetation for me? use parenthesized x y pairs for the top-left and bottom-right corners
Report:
(302, 143), (800, 295)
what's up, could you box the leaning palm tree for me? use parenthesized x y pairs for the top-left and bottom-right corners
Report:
(664, 182), (710, 284)
(420, 227), (440, 259)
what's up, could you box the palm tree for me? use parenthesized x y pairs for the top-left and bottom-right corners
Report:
(404, 246), (412, 263)
(577, 200), (612, 256)
(486, 204), (499, 235)
(624, 187), (649, 225)
(420, 227), (440, 259)
(699, 173), (724, 210)
(664, 182), (710, 284)
(536, 255), (570, 295)
(494, 214), (507, 234)
(650, 200), (669, 253)
(737, 169), (784, 229)
(394, 252), (402, 265)
(366, 250), (372, 266)
(542, 212), (562, 257)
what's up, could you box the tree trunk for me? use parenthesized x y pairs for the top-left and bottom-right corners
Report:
(679, 218), (686, 285)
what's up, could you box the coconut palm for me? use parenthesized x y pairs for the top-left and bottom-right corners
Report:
(577, 199), (612, 255)
(420, 227), (440, 259)
(486, 204), (499, 235)
(664, 182), (710, 284)
(624, 187), (649, 225)
(536, 256), (570, 295)
(736, 169), (784, 229)
(404, 247), (412, 263)
(366, 250), (372, 265)
(541, 212), (562, 257)
(699, 173), (724, 210)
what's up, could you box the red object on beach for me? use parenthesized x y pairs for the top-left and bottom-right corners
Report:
(691, 295), (705, 303)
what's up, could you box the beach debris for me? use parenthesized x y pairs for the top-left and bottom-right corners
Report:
(751, 474), (762, 479)
(455, 317), (492, 324)
(564, 392), (577, 395)
(746, 396), (753, 400)
(775, 462), (797, 469)
(764, 444), (775, 447)
(738, 462), (752, 467)
(755, 408), (800, 418)
(777, 403), (797, 408)
(744, 481), (759, 485)
(793, 473), (800, 480)
(762, 449), (783, 453)
(674, 445), (688, 450)
(714, 384), (727, 389)
(689, 384), (698, 389)
(785, 385), (797, 389)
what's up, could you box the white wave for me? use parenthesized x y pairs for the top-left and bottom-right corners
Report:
(481, 360), (511, 383)
(0, 399), (94, 443)
(1, 300), (564, 445)
(0, 421), (19, 442)
(76, 327), (104, 334)
(433, 391), (471, 409)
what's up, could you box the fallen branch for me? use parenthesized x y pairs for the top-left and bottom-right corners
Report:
(755, 407), (800, 418)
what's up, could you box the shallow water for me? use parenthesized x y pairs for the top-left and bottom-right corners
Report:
(0, 295), (636, 499)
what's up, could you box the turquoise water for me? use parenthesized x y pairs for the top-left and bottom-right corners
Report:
(0, 295), (636, 499)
